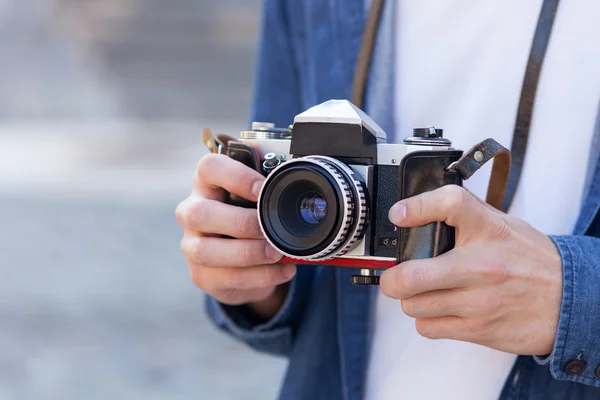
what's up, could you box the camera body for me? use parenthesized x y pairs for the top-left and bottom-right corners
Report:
(224, 100), (464, 285)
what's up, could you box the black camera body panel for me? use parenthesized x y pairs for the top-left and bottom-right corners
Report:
(291, 122), (378, 165)
(371, 165), (401, 258)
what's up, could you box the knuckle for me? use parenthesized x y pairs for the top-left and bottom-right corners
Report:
(446, 184), (467, 200)
(196, 153), (221, 176)
(488, 217), (512, 240)
(189, 267), (211, 291)
(223, 266), (277, 291)
(189, 238), (210, 266)
(441, 185), (468, 209)
(400, 265), (423, 296)
(235, 241), (260, 265)
(382, 264), (426, 300)
(403, 295), (442, 317)
(379, 271), (394, 296)
(231, 168), (257, 196)
(426, 295), (443, 314)
(415, 319), (443, 339)
(235, 210), (260, 237)
(175, 200), (188, 227)
(229, 166), (246, 186)
(395, 271), (412, 297)
(180, 236), (188, 255)
(401, 298), (416, 317)
(412, 193), (427, 221)
(185, 198), (209, 229)
(180, 235), (197, 260)
(258, 266), (282, 288)
(176, 196), (210, 229)
(223, 269), (246, 290)
(382, 268), (407, 298)
(439, 185), (469, 225)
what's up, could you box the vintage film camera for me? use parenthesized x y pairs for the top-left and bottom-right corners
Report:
(223, 100), (465, 285)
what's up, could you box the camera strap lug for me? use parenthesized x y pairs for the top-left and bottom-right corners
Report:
(202, 128), (236, 155)
(446, 138), (511, 211)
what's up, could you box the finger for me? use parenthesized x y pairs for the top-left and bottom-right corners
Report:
(181, 235), (282, 268)
(380, 251), (473, 299)
(401, 288), (483, 319)
(415, 316), (471, 341)
(190, 263), (296, 294)
(214, 287), (277, 306)
(194, 154), (265, 202)
(388, 185), (492, 233)
(176, 197), (263, 239)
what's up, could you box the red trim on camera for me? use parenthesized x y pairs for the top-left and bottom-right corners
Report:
(280, 256), (397, 269)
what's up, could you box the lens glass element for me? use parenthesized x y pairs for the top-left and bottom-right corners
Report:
(299, 194), (327, 225)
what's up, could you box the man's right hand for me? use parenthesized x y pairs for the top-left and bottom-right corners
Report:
(176, 154), (296, 320)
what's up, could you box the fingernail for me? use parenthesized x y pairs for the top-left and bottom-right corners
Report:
(265, 243), (282, 261)
(389, 203), (406, 224)
(252, 180), (263, 200)
(281, 264), (297, 281)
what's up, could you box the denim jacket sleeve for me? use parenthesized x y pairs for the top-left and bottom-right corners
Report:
(535, 234), (600, 387)
(204, 0), (310, 357)
(205, 268), (314, 357)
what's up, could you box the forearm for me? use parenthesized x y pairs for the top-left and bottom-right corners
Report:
(535, 234), (600, 387)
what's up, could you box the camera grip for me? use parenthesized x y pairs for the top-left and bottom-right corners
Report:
(226, 142), (261, 209)
(396, 151), (463, 263)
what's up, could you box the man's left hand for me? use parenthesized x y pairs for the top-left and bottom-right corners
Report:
(380, 185), (562, 356)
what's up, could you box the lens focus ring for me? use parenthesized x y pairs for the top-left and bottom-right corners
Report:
(304, 157), (367, 261)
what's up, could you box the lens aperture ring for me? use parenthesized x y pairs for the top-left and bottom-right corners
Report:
(299, 157), (354, 261)
(306, 157), (367, 261)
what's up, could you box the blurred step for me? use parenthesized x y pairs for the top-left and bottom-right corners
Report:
(51, 0), (262, 120)
(56, 0), (259, 44)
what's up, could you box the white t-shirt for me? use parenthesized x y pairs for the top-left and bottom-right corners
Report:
(366, 1), (600, 399)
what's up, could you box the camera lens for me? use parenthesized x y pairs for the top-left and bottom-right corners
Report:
(299, 194), (327, 225)
(258, 156), (368, 261)
(267, 169), (340, 247)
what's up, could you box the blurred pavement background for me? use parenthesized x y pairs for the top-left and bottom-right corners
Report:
(0, 0), (287, 399)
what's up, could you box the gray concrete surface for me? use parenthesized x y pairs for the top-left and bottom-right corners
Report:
(0, 0), (289, 399)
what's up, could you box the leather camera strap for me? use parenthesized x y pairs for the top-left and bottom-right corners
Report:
(449, 139), (511, 211)
(503, 0), (560, 211)
(351, 0), (386, 109)
(203, 128), (236, 155)
(353, 0), (560, 212)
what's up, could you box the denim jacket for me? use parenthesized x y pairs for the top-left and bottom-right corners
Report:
(206, 1), (600, 399)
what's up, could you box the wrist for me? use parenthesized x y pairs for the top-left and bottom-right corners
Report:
(246, 282), (291, 322)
